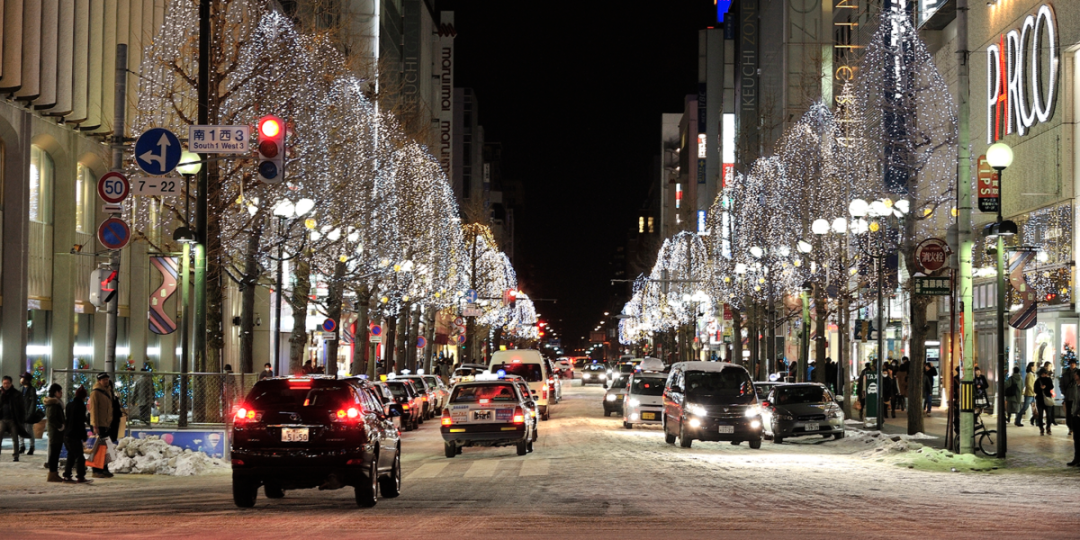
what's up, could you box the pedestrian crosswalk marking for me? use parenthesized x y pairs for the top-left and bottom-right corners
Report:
(519, 459), (550, 476)
(463, 459), (501, 478)
(406, 462), (449, 479)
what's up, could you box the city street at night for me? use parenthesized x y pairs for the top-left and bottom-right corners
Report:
(3, 0), (1080, 538)
(3, 381), (1079, 539)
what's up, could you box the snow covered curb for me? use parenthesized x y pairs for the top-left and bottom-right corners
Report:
(110, 436), (230, 476)
(836, 428), (1001, 472)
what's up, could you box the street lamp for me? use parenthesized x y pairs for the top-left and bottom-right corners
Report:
(173, 151), (201, 428)
(850, 197), (907, 430)
(269, 198), (316, 373)
(985, 141), (1016, 459)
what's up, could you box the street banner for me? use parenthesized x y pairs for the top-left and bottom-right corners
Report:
(148, 257), (179, 335)
(1008, 252), (1037, 330)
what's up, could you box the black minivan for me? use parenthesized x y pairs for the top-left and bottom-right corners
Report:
(662, 362), (763, 449)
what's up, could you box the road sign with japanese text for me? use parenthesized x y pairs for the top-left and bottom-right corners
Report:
(189, 125), (250, 154)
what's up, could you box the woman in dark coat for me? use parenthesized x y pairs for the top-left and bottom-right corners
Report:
(1034, 368), (1056, 436)
(63, 386), (89, 483)
(20, 372), (39, 455)
(44, 384), (66, 482)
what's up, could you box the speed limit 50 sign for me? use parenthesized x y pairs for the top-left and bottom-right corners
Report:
(98, 172), (130, 204)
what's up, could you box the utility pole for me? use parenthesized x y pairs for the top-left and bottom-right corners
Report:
(465, 231), (478, 362)
(194, 0), (210, 373)
(955, 0), (976, 455)
(105, 44), (128, 375)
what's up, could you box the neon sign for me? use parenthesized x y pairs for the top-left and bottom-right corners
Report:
(987, 4), (1058, 143)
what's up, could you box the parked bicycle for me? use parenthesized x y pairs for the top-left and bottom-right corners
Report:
(973, 407), (997, 456)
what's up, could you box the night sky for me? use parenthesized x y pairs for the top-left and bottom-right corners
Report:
(438, 1), (717, 351)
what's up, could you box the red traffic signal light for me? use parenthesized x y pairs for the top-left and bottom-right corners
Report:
(90, 268), (119, 309)
(257, 115), (285, 184)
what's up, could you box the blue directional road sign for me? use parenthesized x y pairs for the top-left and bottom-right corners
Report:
(465, 289), (478, 303)
(134, 128), (182, 176)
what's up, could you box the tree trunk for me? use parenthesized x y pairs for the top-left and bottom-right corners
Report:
(907, 295), (930, 435)
(385, 315), (398, 375)
(732, 307), (743, 367)
(397, 305), (410, 371)
(288, 254), (312, 375)
(423, 306), (436, 373)
(408, 304), (421, 371)
(324, 260), (346, 375)
(353, 287), (370, 376)
(238, 225), (263, 373)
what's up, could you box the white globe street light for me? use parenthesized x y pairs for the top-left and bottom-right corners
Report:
(796, 240), (813, 254)
(177, 151), (202, 176)
(986, 142), (1014, 170)
(811, 218), (831, 235)
(848, 199), (869, 218)
(831, 217), (847, 234)
(750, 246), (764, 259)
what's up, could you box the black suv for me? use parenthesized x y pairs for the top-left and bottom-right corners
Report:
(231, 376), (402, 508)
(662, 362), (763, 449)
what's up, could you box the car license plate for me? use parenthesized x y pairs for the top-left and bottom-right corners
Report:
(718, 425), (734, 434)
(472, 410), (493, 421)
(641, 412), (656, 420)
(281, 427), (309, 442)
(804, 423), (819, 432)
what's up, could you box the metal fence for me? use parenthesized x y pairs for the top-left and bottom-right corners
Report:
(51, 370), (260, 427)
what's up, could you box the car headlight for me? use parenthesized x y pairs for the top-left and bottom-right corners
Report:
(744, 405), (762, 418)
(606, 394), (617, 402)
(583, 373), (591, 379)
(627, 398), (641, 407)
(775, 412), (794, 421)
(826, 407), (843, 419)
(687, 404), (708, 417)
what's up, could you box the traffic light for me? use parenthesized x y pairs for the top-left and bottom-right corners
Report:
(90, 268), (118, 309)
(256, 115), (285, 184)
(507, 289), (518, 309)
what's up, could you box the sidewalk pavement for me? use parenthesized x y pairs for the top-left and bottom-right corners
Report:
(858, 405), (1076, 468)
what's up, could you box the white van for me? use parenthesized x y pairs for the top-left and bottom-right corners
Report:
(489, 349), (553, 421)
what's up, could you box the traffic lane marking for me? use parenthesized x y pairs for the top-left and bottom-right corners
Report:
(519, 458), (550, 476)
(463, 459), (501, 478)
(404, 461), (449, 480)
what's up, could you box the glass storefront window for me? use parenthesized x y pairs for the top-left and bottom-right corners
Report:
(75, 164), (95, 233)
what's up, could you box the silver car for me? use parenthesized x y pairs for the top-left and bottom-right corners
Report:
(762, 383), (845, 444)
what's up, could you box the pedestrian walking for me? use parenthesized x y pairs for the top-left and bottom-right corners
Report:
(63, 386), (89, 483)
(223, 364), (239, 414)
(87, 373), (114, 478)
(924, 362), (938, 416)
(973, 367), (990, 409)
(896, 358), (909, 412)
(1, 375), (30, 461)
(258, 362), (274, 380)
(44, 384), (65, 483)
(133, 364), (154, 424)
(825, 358), (838, 394)
(1068, 370), (1080, 467)
(20, 372), (42, 455)
(1034, 368), (1056, 436)
(856, 362), (871, 420)
(1017, 362), (1036, 426)
(882, 368), (898, 418)
(1005, 366), (1023, 424)
(1062, 358), (1079, 437)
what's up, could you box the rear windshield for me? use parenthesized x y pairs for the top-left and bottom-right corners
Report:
(493, 363), (543, 382)
(247, 382), (354, 408)
(618, 364), (635, 373)
(631, 378), (666, 396)
(775, 386), (828, 405)
(454, 367), (477, 376)
(610, 375), (630, 388)
(684, 369), (755, 402)
(387, 382), (412, 398)
(451, 384), (520, 403)
(584, 364), (606, 372)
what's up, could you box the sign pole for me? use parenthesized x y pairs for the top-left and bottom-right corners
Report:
(105, 44), (128, 376)
(956, 0), (975, 455)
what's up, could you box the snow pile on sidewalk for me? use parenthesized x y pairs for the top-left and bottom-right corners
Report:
(109, 436), (229, 476)
(834, 428), (937, 455)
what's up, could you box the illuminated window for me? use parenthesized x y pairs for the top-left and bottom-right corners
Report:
(638, 216), (644, 233)
(76, 164), (95, 233)
(648, 217), (654, 234)
(29, 145), (54, 224)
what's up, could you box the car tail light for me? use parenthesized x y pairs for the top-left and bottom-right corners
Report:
(234, 406), (261, 423)
(441, 409), (452, 426)
(231, 459), (245, 466)
(513, 407), (525, 424)
(331, 407), (361, 422)
(423, 396), (428, 401)
(542, 385), (548, 400)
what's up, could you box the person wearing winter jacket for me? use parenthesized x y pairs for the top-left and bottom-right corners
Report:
(973, 367), (990, 408)
(1062, 358), (1079, 437)
(1006, 367), (1024, 424)
(44, 384), (66, 482)
(0, 375), (30, 461)
(87, 373), (114, 478)
(1017, 362), (1036, 427)
(1034, 369), (1056, 436)
(1068, 370), (1080, 467)
(63, 386), (89, 483)
(20, 372), (39, 455)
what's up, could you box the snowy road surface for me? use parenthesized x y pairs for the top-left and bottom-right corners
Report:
(2, 382), (1079, 539)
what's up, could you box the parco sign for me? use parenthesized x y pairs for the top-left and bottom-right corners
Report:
(987, 4), (1059, 143)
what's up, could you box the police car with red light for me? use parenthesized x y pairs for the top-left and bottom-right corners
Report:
(440, 377), (537, 457)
